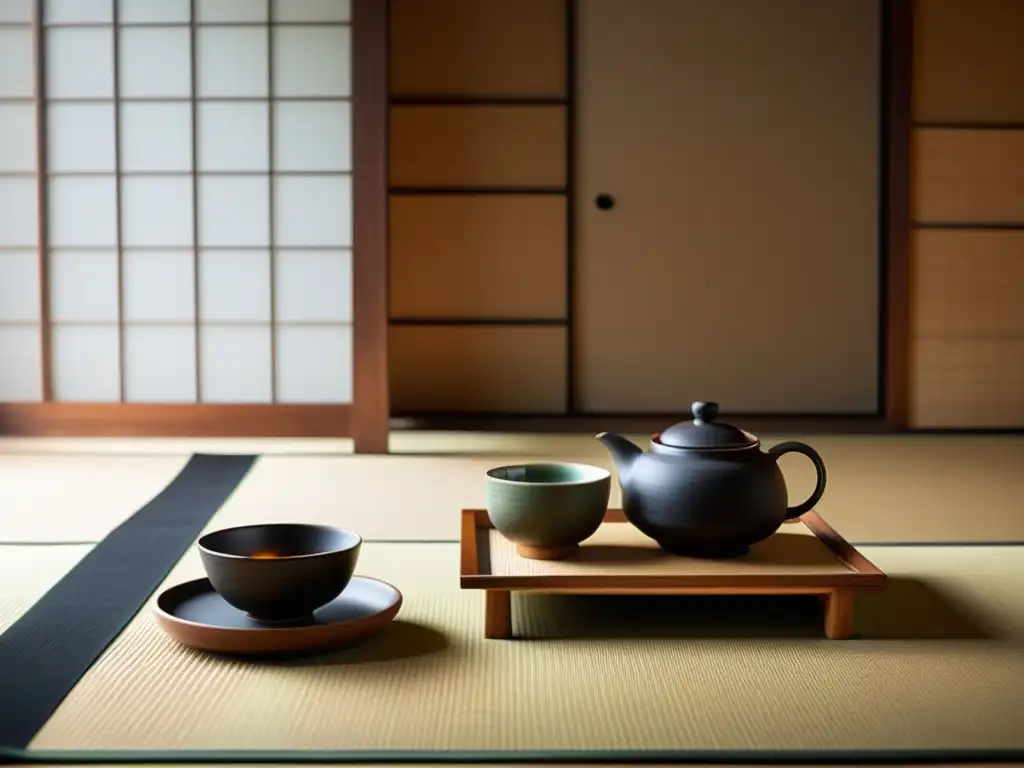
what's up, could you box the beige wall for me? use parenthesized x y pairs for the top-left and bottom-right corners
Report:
(572, 0), (881, 415)
(387, 0), (1024, 428)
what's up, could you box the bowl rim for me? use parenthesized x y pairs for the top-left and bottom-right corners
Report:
(486, 461), (611, 487)
(197, 523), (362, 561)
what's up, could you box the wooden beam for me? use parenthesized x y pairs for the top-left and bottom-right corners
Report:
(882, 0), (914, 428)
(350, 0), (391, 453)
(0, 403), (352, 438)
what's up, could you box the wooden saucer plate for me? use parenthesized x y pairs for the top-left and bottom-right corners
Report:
(153, 575), (402, 655)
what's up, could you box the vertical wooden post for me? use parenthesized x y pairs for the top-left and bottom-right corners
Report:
(882, 0), (914, 429)
(31, 0), (52, 401)
(351, 0), (391, 454)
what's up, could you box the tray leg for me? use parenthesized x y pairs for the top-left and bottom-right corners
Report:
(823, 588), (854, 639)
(484, 590), (513, 639)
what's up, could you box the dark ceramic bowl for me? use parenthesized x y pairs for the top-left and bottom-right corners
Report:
(197, 523), (362, 624)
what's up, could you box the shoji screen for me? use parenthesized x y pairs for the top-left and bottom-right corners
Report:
(0, 1), (43, 402)
(0, 0), (353, 409)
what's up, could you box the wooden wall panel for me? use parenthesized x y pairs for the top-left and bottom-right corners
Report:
(913, 129), (1024, 223)
(389, 195), (566, 319)
(389, 325), (567, 412)
(913, 0), (1024, 123)
(389, 0), (566, 98)
(910, 230), (1024, 429)
(910, 0), (1024, 429)
(389, 106), (566, 188)
(911, 339), (1024, 428)
(913, 230), (1024, 338)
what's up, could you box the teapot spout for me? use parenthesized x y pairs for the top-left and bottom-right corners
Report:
(595, 432), (643, 489)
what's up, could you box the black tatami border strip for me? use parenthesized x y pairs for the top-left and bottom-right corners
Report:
(0, 453), (257, 751)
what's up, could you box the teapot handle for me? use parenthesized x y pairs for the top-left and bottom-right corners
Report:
(767, 442), (827, 520)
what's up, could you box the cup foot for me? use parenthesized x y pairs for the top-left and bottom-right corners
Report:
(516, 542), (580, 561)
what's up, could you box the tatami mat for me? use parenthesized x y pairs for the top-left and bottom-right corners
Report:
(2, 435), (1024, 544)
(27, 540), (1024, 755)
(0, 545), (93, 633)
(0, 454), (192, 543)
(205, 436), (1024, 544)
(203, 453), (619, 541)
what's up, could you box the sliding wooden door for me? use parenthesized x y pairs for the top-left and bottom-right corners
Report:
(574, 0), (883, 414)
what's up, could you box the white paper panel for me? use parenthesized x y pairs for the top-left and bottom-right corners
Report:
(272, 26), (350, 97)
(51, 324), (121, 402)
(0, 251), (40, 321)
(48, 177), (117, 247)
(275, 325), (352, 403)
(197, 102), (268, 171)
(49, 249), (119, 322)
(199, 324), (272, 403)
(119, 102), (192, 172)
(0, 326), (43, 401)
(274, 249), (351, 322)
(198, 249), (270, 322)
(198, 176), (269, 246)
(118, 0), (190, 23)
(45, 28), (114, 99)
(121, 176), (194, 247)
(123, 325), (197, 403)
(273, 175), (351, 247)
(0, 28), (34, 98)
(45, 0), (112, 23)
(0, 104), (35, 173)
(196, 27), (268, 98)
(119, 27), (192, 98)
(0, 1), (32, 22)
(273, 0), (349, 23)
(196, 0), (267, 22)
(122, 249), (195, 322)
(47, 103), (116, 171)
(273, 101), (350, 171)
(0, 178), (39, 247)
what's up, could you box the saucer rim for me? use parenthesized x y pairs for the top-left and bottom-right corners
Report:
(153, 574), (403, 635)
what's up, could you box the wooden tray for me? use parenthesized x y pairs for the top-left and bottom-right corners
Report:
(460, 509), (886, 640)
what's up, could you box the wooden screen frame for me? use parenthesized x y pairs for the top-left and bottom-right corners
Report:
(0, 0), (391, 453)
(389, 0), (914, 436)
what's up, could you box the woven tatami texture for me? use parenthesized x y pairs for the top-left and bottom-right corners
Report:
(24, 541), (1024, 755)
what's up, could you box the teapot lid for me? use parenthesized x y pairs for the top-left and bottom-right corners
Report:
(658, 402), (756, 449)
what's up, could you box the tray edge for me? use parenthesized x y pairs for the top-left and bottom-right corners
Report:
(460, 508), (887, 591)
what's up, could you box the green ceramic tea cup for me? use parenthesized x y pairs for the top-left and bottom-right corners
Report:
(485, 462), (611, 560)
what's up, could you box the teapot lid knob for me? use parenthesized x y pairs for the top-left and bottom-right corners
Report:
(691, 401), (719, 424)
(656, 400), (756, 449)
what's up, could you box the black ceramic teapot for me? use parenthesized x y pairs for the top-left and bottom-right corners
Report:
(597, 401), (827, 558)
